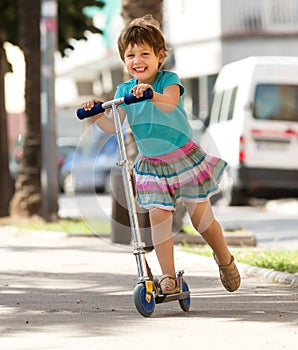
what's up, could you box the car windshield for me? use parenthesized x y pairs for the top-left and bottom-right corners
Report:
(253, 84), (298, 121)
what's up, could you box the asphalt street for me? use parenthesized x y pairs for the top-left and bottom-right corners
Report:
(0, 230), (297, 350)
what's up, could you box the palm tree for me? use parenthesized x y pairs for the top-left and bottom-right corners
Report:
(9, 0), (42, 218)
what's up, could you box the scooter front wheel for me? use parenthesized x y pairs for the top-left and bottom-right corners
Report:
(133, 283), (155, 317)
(179, 279), (191, 312)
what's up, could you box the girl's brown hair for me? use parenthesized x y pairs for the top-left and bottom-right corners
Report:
(117, 14), (168, 62)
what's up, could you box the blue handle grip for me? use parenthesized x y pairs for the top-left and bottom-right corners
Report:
(76, 88), (153, 120)
(76, 102), (105, 120)
(124, 88), (153, 104)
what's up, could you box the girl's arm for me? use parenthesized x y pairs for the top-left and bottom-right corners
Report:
(81, 99), (126, 134)
(130, 83), (180, 113)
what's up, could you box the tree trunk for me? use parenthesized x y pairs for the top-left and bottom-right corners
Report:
(10, 0), (42, 218)
(0, 36), (14, 217)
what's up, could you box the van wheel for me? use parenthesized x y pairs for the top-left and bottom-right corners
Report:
(229, 188), (249, 206)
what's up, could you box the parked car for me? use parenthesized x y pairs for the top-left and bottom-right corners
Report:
(57, 138), (78, 171)
(9, 134), (23, 181)
(200, 56), (298, 205)
(59, 125), (119, 194)
(9, 134), (77, 186)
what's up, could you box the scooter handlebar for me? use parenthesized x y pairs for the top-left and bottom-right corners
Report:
(76, 88), (153, 120)
(123, 88), (153, 105)
(76, 102), (105, 120)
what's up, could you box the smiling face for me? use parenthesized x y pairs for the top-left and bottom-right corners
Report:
(124, 43), (165, 84)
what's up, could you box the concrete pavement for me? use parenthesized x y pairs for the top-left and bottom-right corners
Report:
(0, 230), (297, 350)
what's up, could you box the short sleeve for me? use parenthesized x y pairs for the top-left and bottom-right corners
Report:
(157, 71), (185, 96)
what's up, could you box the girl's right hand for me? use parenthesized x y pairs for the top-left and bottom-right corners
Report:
(81, 99), (101, 111)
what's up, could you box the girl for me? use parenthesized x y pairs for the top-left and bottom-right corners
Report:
(82, 14), (240, 295)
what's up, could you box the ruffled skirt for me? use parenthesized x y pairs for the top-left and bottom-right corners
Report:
(133, 140), (227, 211)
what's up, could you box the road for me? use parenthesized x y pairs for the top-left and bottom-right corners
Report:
(59, 193), (298, 250)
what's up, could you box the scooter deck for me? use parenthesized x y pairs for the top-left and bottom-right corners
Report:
(155, 291), (190, 304)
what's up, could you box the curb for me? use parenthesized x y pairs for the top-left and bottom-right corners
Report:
(67, 230), (257, 248)
(239, 263), (298, 287)
(69, 231), (257, 247)
(176, 246), (298, 288)
(174, 230), (257, 247)
(1, 225), (256, 247)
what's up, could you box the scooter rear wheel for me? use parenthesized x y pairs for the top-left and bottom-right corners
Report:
(133, 283), (155, 317)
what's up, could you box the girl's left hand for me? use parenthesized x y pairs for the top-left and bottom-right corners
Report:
(131, 84), (153, 98)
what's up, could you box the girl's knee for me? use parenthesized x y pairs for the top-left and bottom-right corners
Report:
(200, 219), (218, 235)
(186, 201), (215, 233)
(149, 207), (172, 224)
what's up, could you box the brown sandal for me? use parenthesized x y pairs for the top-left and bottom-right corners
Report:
(214, 254), (241, 292)
(159, 274), (180, 295)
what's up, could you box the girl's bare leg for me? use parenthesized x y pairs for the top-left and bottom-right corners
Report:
(186, 200), (241, 292)
(185, 201), (231, 265)
(149, 208), (176, 276)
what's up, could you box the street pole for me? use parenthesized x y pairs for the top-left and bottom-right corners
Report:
(40, 0), (58, 221)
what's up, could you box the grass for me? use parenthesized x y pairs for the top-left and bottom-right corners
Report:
(183, 245), (298, 274)
(0, 218), (111, 235)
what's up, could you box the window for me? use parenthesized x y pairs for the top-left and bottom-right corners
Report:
(210, 87), (238, 124)
(227, 87), (238, 120)
(254, 84), (298, 121)
(210, 92), (224, 124)
(219, 87), (238, 122)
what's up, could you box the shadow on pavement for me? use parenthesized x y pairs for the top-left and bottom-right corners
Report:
(1, 268), (297, 337)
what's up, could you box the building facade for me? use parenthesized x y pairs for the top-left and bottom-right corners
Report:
(45, 0), (298, 138)
(163, 0), (298, 118)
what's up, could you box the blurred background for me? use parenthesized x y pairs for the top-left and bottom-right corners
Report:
(1, 0), (298, 247)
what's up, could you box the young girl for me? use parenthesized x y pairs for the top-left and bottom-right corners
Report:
(82, 14), (240, 294)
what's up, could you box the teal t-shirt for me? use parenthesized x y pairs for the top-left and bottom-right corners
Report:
(114, 70), (193, 157)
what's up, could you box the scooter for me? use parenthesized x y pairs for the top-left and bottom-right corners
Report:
(76, 89), (190, 317)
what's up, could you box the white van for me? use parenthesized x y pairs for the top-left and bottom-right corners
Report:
(200, 56), (298, 205)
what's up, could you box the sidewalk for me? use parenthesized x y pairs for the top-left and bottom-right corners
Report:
(0, 230), (297, 350)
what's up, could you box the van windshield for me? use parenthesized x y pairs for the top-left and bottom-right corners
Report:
(253, 84), (298, 121)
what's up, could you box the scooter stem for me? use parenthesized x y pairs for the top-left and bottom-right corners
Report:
(111, 103), (149, 282)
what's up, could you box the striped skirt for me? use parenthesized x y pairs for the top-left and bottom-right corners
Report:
(133, 140), (227, 211)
